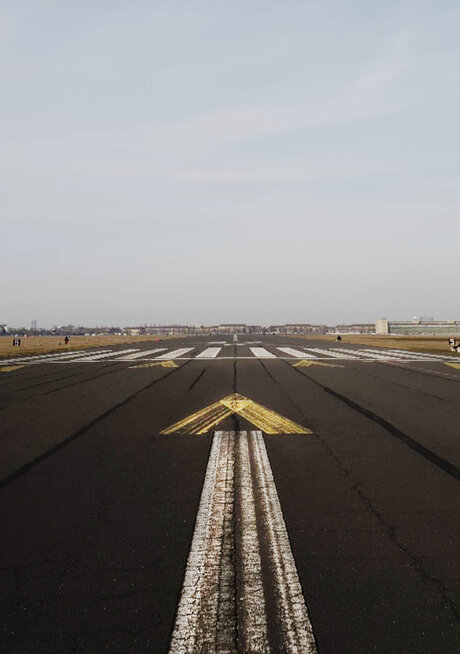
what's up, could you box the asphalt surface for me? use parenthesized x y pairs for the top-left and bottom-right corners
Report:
(1, 335), (460, 653)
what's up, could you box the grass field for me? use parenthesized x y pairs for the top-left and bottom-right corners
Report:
(290, 333), (458, 354)
(0, 334), (173, 359)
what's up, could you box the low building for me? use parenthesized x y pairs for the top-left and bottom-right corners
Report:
(332, 324), (375, 334)
(376, 318), (460, 336)
(269, 324), (328, 334)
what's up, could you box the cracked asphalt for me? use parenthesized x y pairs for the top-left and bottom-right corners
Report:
(1, 334), (460, 653)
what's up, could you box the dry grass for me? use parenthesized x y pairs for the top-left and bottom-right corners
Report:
(289, 333), (456, 354)
(0, 334), (173, 359)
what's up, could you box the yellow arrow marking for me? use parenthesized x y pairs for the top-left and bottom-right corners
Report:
(445, 362), (460, 370)
(293, 360), (342, 368)
(160, 393), (311, 435)
(0, 365), (24, 373)
(130, 360), (178, 369)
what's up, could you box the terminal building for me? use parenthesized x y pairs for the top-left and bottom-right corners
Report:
(376, 318), (460, 336)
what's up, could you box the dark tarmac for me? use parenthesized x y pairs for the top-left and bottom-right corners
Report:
(1, 334), (459, 653)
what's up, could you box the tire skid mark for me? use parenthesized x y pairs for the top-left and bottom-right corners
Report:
(189, 368), (207, 390)
(295, 368), (460, 482)
(0, 361), (191, 490)
(0, 363), (116, 396)
(259, 360), (460, 622)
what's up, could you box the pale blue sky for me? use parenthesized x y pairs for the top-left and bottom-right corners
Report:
(2, 1), (459, 327)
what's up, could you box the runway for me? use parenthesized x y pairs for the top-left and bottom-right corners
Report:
(1, 334), (459, 652)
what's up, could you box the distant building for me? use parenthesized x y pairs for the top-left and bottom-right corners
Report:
(269, 324), (328, 335)
(216, 324), (252, 334)
(332, 324), (375, 334)
(376, 318), (460, 336)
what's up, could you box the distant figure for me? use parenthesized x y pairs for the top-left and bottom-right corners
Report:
(64, 336), (69, 345)
(336, 335), (342, 342)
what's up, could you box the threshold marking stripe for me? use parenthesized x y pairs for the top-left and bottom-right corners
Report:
(160, 393), (310, 435)
(169, 431), (316, 654)
(0, 348), (111, 364)
(195, 347), (222, 359)
(334, 347), (445, 361)
(250, 347), (277, 359)
(156, 348), (195, 359)
(328, 348), (392, 360)
(114, 348), (167, 360)
(74, 348), (139, 361)
(304, 347), (359, 359)
(277, 347), (317, 359)
(385, 348), (460, 361)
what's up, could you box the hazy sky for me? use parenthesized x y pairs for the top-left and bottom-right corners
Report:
(2, 1), (459, 327)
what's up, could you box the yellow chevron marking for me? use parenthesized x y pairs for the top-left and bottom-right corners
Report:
(130, 360), (178, 369)
(160, 393), (310, 435)
(0, 365), (24, 373)
(445, 362), (460, 369)
(293, 360), (342, 368)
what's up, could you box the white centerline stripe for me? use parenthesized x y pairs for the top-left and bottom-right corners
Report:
(113, 348), (167, 360)
(251, 431), (316, 652)
(156, 348), (195, 359)
(168, 431), (234, 652)
(236, 433), (270, 652)
(169, 431), (316, 653)
(250, 347), (277, 359)
(277, 347), (317, 359)
(195, 347), (222, 359)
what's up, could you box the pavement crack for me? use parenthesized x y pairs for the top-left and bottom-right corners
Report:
(347, 475), (460, 622)
(257, 359), (312, 425)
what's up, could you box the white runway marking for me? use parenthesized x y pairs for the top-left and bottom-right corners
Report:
(113, 348), (167, 360)
(74, 348), (139, 361)
(329, 347), (443, 361)
(195, 347), (222, 359)
(169, 431), (316, 653)
(156, 348), (195, 359)
(379, 348), (460, 361)
(327, 347), (391, 360)
(250, 347), (277, 358)
(277, 347), (317, 359)
(331, 347), (458, 362)
(304, 347), (360, 359)
(0, 349), (111, 364)
(352, 348), (426, 360)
